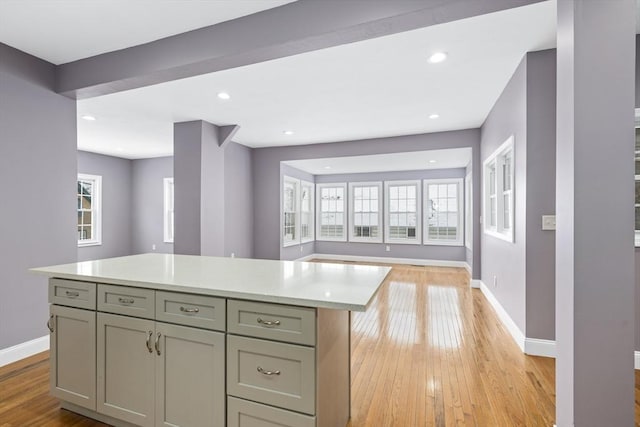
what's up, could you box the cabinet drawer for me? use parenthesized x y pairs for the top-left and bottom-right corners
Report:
(155, 291), (225, 331)
(97, 284), (154, 319)
(227, 335), (315, 415)
(227, 396), (315, 427)
(227, 300), (316, 346)
(49, 278), (96, 310)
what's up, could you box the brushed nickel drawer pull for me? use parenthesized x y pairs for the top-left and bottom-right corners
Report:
(155, 332), (162, 356)
(65, 290), (80, 298)
(47, 315), (54, 333)
(145, 331), (153, 353)
(257, 366), (280, 376)
(257, 317), (280, 327)
(118, 297), (135, 305)
(179, 306), (200, 314)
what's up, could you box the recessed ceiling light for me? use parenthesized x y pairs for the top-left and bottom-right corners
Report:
(429, 114), (440, 119)
(428, 52), (448, 64)
(217, 92), (231, 100)
(283, 130), (294, 135)
(429, 160), (437, 164)
(81, 115), (96, 121)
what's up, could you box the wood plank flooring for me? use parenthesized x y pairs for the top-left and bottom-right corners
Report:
(0, 263), (638, 426)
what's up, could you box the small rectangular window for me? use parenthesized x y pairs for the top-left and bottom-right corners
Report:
(483, 135), (514, 242)
(282, 176), (300, 246)
(349, 182), (383, 243)
(424, 178), (463, 246)
(316, 183), (347, 241)
(300, 180), (314, 243)
(163, 178), (174, 243)
(465, 172), (472, 249)
(77, 174), (102, 247)
(384, 180), (421, 244)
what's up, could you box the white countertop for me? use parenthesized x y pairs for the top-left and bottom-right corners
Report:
(32, 253), (391, 312)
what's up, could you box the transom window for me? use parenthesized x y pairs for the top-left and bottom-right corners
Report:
(424, 178), (463, 246)
(349, 182), (382, 243)
(77, 173), (102, 247)
(483, 135), (515, 242)
(317, 183), (347, 241)
(384, 180), (421, 244)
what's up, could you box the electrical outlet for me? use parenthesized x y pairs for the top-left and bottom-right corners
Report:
(385, 245), (391, 252)
(493, 276), (497, 287)
(152, 244), (156, 251)
(230, 252), (235, 258)
(542, 215), (556, 230)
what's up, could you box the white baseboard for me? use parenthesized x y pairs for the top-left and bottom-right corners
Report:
(296, 253), (471, 270)
(636, 351), (640, 370)
(470, 279), (482, 289)
(524, 338), (556, 358)
(478, 280), (525, 352)
(0, 335), (49, 367)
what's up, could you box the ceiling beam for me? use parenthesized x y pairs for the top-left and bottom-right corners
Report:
(55, 0), (544, 100)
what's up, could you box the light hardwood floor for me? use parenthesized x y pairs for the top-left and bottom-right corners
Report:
(1, 263), (638, 426)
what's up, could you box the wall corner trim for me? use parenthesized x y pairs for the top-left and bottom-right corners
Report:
(0, 335), (49, 368)
(478, 281), (525, 352)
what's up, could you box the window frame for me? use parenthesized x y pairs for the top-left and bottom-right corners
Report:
(163, 177), (174, 243)
(483, 136), (515, 242)
(316, 182), (348, 242)
(635, 124), (640, 246)
(348, 181), (383, 243)
(282, 175), (300, 247)
(423, 178), (464, 246)
(465, 172), (473, 250)
(300, 180), (315, 244)
(77, 173), (102, 247)
(384, 180), (422, 245)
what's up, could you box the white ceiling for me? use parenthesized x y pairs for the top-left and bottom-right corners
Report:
(283, 148), (472, 176)
(0, 0), (296, 64)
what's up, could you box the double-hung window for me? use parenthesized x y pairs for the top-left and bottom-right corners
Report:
(384, 180), (421, 244)
(316, 183), (347, 241)
(282, 176), (300, 246)
(77, 173), (102, 247)
(465, 172), (472, 249)
(163, 178), (174, 243)
(423, 178), (463, 246)
(483, 136), (514, 242)
(349, 182), (383, 243)
(300, 180), (314, 243)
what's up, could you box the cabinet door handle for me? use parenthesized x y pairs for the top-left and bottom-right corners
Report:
(145, 331), (153, 353)
(118, 297), (135, 305)
(257, 317), (280, 327)
(46, 315), (54, 333)
(179, 306), (200, 314)
(257, 366), (280, 376)
(65, 291), (80, 298)
(154, 332), (162, 356)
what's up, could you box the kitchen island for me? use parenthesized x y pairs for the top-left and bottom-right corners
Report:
(32, 253), (391, 427)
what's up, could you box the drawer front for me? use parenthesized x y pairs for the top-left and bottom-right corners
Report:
(227, 335), (316, 415)
(227, 396), (315, 427)
(227, 300), (316, 346)
(155, 291), (225, 331)
(49, 278), (96, 310)
(97, 284), (155, 319)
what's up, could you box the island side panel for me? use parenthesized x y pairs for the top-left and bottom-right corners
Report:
(316, 308), (350, 427)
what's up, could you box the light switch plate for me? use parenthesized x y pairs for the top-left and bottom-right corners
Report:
(542, 215), (556, 230)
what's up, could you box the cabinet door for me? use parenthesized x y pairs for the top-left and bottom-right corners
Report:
(155, 322), (225, 427)
(49, 305), (96, 410)
(97, 312), (155, 427)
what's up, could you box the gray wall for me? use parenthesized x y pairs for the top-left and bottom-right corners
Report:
(131, 156), (174, 255)
(253, 129), (481, 274)
(524, 49), (557, 341)
(480, 56), (528, 334)
(0, 44), (77, 350)
(224, 142), (253, 259)
(77, 151), (132, 261)
(313, 168), (467, 262)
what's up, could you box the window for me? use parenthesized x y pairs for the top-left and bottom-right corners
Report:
(423, 178), (463, 246)
(316, 183), (347, 241)
(163, 178), (174, 243)
(465, 172), (472, 249)
(349, 182), (383, 243)
(77, 174), (102, 246)
(300, 180), (314, 243)
(384, 180), (421, 244)
(483, 136), (514, 242)
(282, 176), (300, 246)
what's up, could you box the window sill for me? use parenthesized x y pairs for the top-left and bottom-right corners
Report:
(283, 241), (299, 248)
(348, 238), (383, 244)
(423, 240), (464, 247)
(484, 229), (514, 243)
(316, 237), (348, 243)
(384, 239), (422, 245)
(78, 241), (102, 248)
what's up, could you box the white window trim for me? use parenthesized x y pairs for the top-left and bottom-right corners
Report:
(348, 181), (383, 243)
(163, 177), (174, 243)
(77, 173), (102, 247)
(282, 175), (300, 247)
(316, 182), (348, 242)
(635, 115), (640, 247)
(423, 178), (464, 246)
(300, 180), (315, 243)
(465, 172), (473, 249)
(384, 180), (422, 245)
(483, 135), (515, 243)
